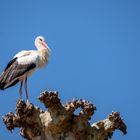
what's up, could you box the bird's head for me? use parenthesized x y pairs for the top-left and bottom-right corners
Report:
(35, 36), (51, 52)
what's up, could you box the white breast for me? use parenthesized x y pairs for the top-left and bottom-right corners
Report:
(37, 50), (49, 68)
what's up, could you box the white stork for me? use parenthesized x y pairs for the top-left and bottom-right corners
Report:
(0, 36), (50, 103)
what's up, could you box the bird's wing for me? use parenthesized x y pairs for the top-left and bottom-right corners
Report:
(3, 50), (36, 72)
(0, 52), (38, 89)
(0, 62), (36, 90)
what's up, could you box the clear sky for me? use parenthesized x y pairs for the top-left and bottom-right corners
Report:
(0, 0), (139, 140)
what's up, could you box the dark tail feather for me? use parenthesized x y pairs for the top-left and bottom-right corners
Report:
(0, 57), (19, 90)
(0, 75), (19, 90)
(2, 79), (19, 89)
(0, 68), (19, 90)
(0, 81), (5, 90)
(0, 72), (7, 90)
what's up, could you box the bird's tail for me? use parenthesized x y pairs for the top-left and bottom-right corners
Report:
(0, 68), (19, 90)
(0, 82), (5, 90)
(0, 71), (6, 90)
(0, 70), (10, 90)
(0, 57), (20, 90)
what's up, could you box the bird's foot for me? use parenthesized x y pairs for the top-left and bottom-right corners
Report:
(26, 99), (30, 106)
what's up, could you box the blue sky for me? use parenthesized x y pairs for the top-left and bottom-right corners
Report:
(0, 0), (139, 139)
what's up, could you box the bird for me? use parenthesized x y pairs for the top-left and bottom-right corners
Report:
(0, 36), (50, 103)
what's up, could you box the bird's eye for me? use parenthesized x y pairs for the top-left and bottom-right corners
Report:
(39, 38), (43, 41)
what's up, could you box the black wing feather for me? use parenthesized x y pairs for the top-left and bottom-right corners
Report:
(4, 57), (17, 71)
(0, 59), (36, 90)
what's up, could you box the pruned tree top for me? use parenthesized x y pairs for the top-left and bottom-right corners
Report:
(3, 91), (127, 140)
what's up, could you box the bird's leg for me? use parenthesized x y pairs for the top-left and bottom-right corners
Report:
(24, 77), (29, 104)
(19, 81), (23, 99)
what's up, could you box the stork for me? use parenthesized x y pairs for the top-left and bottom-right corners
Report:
(0, 36), (50, 103)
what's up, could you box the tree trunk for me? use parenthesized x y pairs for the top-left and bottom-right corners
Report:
(3, 91), (127, 140)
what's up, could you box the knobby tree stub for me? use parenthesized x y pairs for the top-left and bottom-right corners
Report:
(3, 91), (127, 140)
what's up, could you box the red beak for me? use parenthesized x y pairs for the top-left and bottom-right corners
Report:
(42, 41), (51, 52)
(42, 41), (47, 48)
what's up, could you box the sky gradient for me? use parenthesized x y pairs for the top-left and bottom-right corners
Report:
(0, 0), (139, 140)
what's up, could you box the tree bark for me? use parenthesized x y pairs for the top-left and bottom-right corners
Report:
(3, 91), (127, 140)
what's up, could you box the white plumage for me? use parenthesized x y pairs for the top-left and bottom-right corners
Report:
(0, 36), (50, 103)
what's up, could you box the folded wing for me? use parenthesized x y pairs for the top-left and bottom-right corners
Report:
(0, 51), (37, 90)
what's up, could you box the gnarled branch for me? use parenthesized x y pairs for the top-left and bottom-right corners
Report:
(3, 91), (127, 140)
